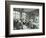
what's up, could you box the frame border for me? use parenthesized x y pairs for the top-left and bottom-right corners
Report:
(5, 1), (45, 37)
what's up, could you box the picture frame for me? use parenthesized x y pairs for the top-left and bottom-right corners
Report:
(5, 1), (45, 37)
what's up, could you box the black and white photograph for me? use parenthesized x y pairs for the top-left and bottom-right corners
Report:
(5, 1), (45, 37)
(13, 8), (39, 30)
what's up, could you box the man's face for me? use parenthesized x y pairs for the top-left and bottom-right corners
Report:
(30, 19), (33, 22)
